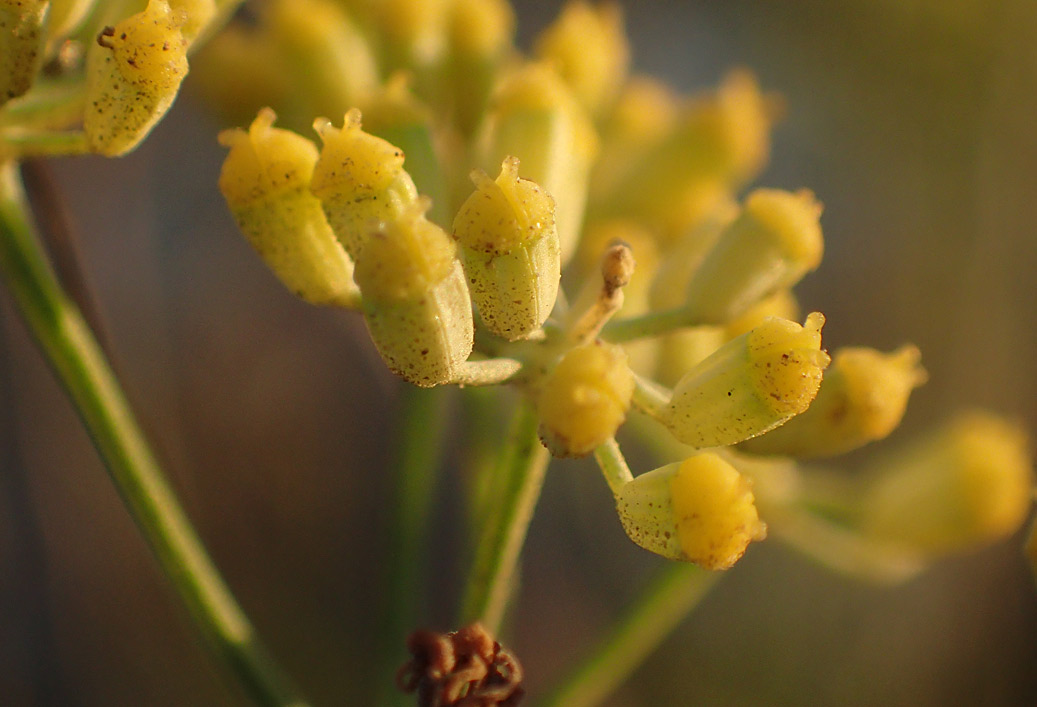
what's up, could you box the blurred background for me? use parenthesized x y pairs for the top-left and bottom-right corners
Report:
(2, 0), (1036, 704)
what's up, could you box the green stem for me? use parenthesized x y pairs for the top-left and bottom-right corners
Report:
(459, 399), (549, 634)
(631, 372), (671, 420)
(377, 384), (451, 706)
(593, 438), (633, 496)
(538, 562), (720, 707)
(0, 162), (307, 707)
(2, 130), (89, 158)
(601, 305), (698, 343)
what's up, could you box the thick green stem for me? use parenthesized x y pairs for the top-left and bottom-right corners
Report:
(377, 384), (451, 706)
(538, 562), (720, 707)
(0, 162), (306, 707)
(459, 399), (549, 634)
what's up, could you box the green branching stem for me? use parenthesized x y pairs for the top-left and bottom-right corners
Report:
(631, 372), (671, 420)
(0, 162), (307, 707)
(460, 399), (550, 634)
(538, 562), (721, 707)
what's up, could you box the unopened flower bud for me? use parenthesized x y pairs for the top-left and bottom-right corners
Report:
(218, 109), (358, 307)
(683, 189), (823, 324)
(533, 0), (629, 117)
(310, 109), (419, 259)
(453, 157), (560, 340)
(446, 0), (515, 135)
(742, 345), (926, 458)
(1, 0), (47, 107)
(353, 200), (474, 387)
(861, 411), (1033, 556)
(661, 313), (830, 448)
(537, 342), (633, 457)
(84, 0), (189, 156)
(476, 62), (598, 265)
(616, 453), (766, 569)
(167, 0), (215, 47)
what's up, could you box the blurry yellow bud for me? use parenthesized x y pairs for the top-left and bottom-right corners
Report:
(604, 71), (775, 234)
(648, 197), (737, 311)
(653, 326), (726, 388)
(46, 0), (97, 44)
(453, 157), (560, 340)
(537, 342), (634, 458)
(616, 453), (766, 569)
(476, 62), (599, 265)
(533, 0), (629, 116)
(266, 0), (379, 124)
(218, 109), (358, 307)
(661, 313), (830, 448)
(724, 289), (801, 340)
(84, 0), (189, 156)
(590, 75), (678, 205)
(742, 345), (926, 458)
(683, 189), (823, 324)
(353, 199), (474, 387)
(446, 0), (515, 135)
(861, 411), (1033, 556)
(374, 0), (450, 71)
(0, 0), (47, 107)
(310, 109), (419, 260)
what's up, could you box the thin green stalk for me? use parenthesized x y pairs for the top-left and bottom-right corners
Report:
(2, 130), (89, 158)
(459, 399), (549, 634)
(378, 384), (451, 706)
(631, 371), (671, 420)
(0, 162), (306, 707)
(593, 438), (633, 496)
(539, 562), (721, 707)
(602, 305), (698, 343)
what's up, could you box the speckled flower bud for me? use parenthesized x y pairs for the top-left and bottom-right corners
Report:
(453, 157), (560, 340)
(616, 453), (767, 569)
(476, 62), (598, 265)
(661, 313), (830, 448)
(860, 411), (1033, 556)
(742, 345), (926, 458)
(218, 109), (358, 307)
(683, 189), (824, 324)
(310, 109), (419, 260)
(353, 200), (474, 387)
(1, 0), (47, 107)
(533, 0), (629, 117)
(537, 341), (634, 458)
(84, 0), (189, 156)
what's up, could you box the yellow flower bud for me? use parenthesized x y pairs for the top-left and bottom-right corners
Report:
(84, 0), (189, 156)
(742, 345), (927, 458)
(600, 71), (774, 233)
(616, 453), (767, 569)
(310, 108), (419, 260)
(661, 313), (830, 448)
(446, 0), (515, 135)
(165, 0), (215, 47)
(683, 189), (824, 324)
(1, 0), (47, 107)
(537, 342), (634, 458)
(653, 326), (726, 388)
(723, 289), (801, 340)
(353, 200), (474, 387)
(453, 157), (560, 341)
(861, 411), (1033, 556)
(476, 62), (598, 265)
(218, 109), (358, 307)
(374, 0), (450, 72)
(533, 0), (629, 117)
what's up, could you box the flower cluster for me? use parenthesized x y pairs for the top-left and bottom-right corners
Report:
(207, 0), (1032, 575)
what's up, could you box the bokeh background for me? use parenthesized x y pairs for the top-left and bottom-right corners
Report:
(2, 0), (1037, 704)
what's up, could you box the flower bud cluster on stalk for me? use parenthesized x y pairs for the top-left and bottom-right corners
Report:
(7, 0), (1026, 581)
(203, 0), (1032, 576)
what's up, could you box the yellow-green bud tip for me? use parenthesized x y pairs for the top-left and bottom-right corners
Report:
(746, 312), (829, 417)
(537, 342), (634, 458)
(744, 188), (824, 271)
(616, 453), (766, 569)
(310, 108), (408, 198)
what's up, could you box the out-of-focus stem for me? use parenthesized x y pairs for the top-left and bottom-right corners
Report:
(0, 162), (307, 707)
(459, 399), (549, 633)
(539, 562), (720, 707)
